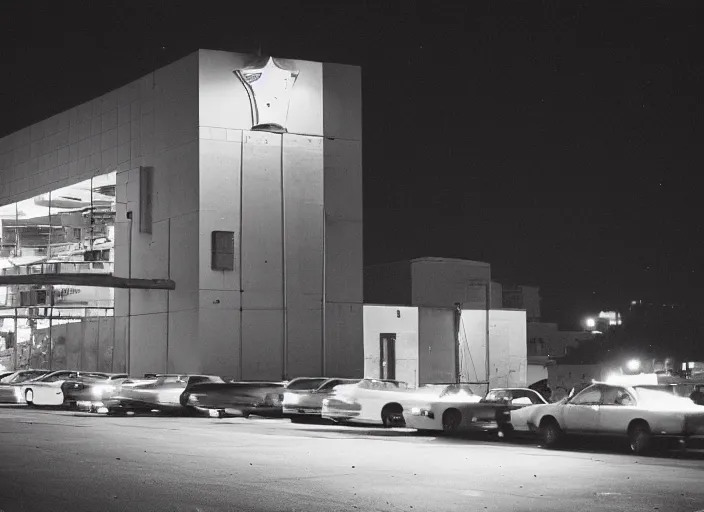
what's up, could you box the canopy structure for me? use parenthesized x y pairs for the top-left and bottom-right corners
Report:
(0, 273), (175, 290)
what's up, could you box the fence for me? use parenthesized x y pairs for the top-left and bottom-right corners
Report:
(0, 314), (126, 373)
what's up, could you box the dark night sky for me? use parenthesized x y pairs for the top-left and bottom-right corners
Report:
(1, 1), (702, 329)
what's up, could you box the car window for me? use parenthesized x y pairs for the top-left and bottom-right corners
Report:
(511, 390), (544, 404)
(42, 372), (70, 383)
(12, 371), (46, 383)
(358, 380), (404, 391)
(570, 386), (602, 405)
(286, 378), (328, 390)
(602, 386), (634, 406)
(484, 390), (511, 403)
(318, 380), (342, 391)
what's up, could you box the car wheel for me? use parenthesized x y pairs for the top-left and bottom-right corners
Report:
(499, 424), (515, 440)
(24, 389), (34, 406)
(629, 421), (652, 455)
(381, 404), (404, 428)
(540, 418), (563, 448)
(442, 409), (461, 434)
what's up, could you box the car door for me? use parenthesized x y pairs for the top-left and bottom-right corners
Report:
(598, 385), (636, 435)
(35, 372), (73, 404)
(157, 376), (189, 405)
(561, 385), (603, 433)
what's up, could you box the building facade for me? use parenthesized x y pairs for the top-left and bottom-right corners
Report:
(364, 257), (503, 310)
(362, 304), (527, 393)
(0, 50), (363, 380)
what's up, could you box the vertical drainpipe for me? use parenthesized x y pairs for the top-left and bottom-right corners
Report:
(321, 193), (327, 378)
(280, 135), (288, 380)
(165, 217), (171, 373)
(126, 215), (133, 375)
(485, 282), (491, 391)
(454, 302), (461, 384)
(238, 135), (244, 381)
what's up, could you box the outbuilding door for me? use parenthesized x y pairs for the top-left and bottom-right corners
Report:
(379, 333), (396, 380)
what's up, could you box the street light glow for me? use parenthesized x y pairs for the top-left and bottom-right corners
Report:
(585, 318), (596, 328)
(626, 359), (641, 372)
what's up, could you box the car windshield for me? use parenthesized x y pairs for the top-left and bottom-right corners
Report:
(286, 378), (328, 390)
(12, 371), (47, 383)
(358, 380), (407, 391)
(484, 390), (511, 403)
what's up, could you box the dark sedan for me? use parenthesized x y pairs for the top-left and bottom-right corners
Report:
(103, 374), (224, 414)
(181, 381), (287, 418)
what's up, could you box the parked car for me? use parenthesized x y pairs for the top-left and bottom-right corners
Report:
(61, 373), (129, 410)
(181, 380), (287, 418)
(103, 374), (224, 414)
(21, 370), (93, 406)
(283, 377), (361, 422)
(403, 385), (542, 434)
(0, 370), (49, 403)
(321, 379), (424, 427)
(518, 382), (704, 454)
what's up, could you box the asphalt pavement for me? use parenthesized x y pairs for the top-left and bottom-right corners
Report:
(0, 406), (703, 512)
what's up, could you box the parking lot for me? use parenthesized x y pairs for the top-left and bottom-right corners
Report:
(1, 406), (703, 512)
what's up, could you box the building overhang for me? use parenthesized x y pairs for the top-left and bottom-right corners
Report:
(0, 274), (175, 290)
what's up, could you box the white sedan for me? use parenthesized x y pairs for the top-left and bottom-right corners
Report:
(517, 382), (704, 454)
(403, 387), (542, 434)
(321, 380), (465, 427)
(21, 370), (84, 406)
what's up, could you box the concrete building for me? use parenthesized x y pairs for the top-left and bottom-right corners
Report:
(502, 284), (541, 322)
(0, 50), (363, 379)
(362, 304), (527, 393)
(363, 258), (526, 392)
(364, 257), (503, 310)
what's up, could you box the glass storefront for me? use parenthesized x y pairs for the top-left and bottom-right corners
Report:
(0, 172), (117, 371)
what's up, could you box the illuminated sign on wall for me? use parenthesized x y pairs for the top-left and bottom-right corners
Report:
(234, 56), (300, 133)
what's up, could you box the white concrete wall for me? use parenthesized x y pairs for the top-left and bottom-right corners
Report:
(460, 309), (527, 388)
(488, 310), (527, 388)
(418, 307), (456, 384)
(113, 52), (200, 377)
(363, 305), (418, 387)
(459, 310), (488, 383)
(527, 363), (548, 386)
(197, 51), (363, 380)
(411, 258), (492, 309)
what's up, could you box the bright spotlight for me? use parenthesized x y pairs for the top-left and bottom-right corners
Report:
(585, 318), (596, 328)
(626, 359), (641, 372)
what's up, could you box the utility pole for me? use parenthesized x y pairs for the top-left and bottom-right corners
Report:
(454, 302), (461, 383)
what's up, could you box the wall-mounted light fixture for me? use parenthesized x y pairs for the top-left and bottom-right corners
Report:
(234, 56), (300, 133)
